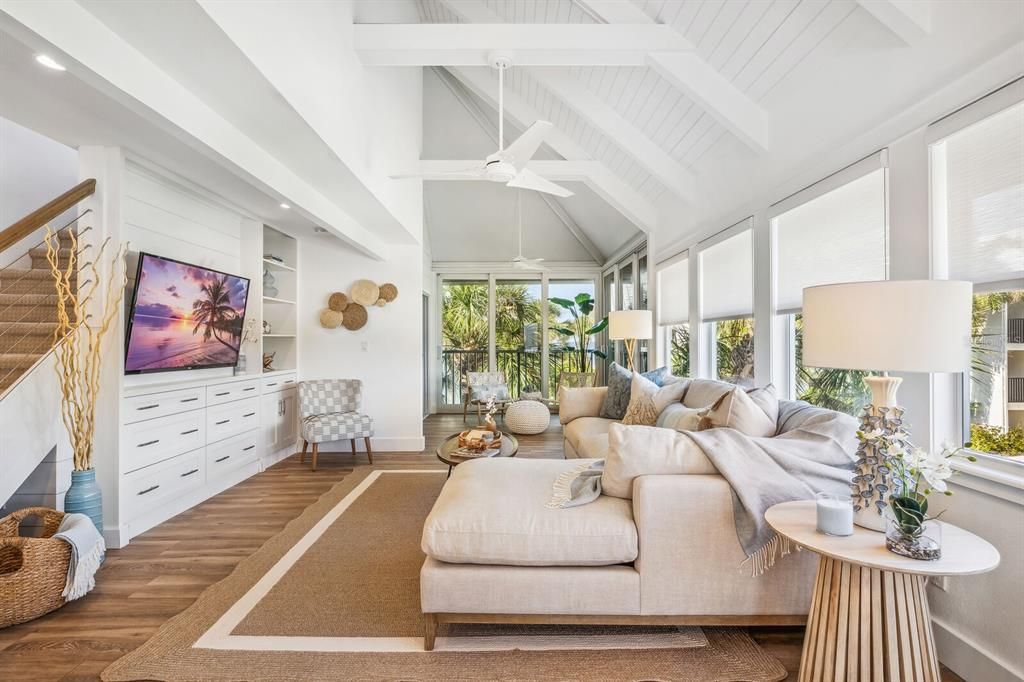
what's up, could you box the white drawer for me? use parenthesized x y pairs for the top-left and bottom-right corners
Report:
(206, 430), (259, 479)
(123, 387), (206, 424)
(206, 398), (259, 444)
(122, 409), (205, 474)
(262, 373), (297, 394)
(122, 451), (204, 518)
(207, 379), (260, 406)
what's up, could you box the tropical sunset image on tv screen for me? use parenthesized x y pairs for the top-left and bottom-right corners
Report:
(125, 254), (250, 373)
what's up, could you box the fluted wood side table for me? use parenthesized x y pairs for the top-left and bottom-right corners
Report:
(766, 501), (999, 682)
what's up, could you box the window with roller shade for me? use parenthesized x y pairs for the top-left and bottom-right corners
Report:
(930, 95), (1024, 459)
(699, 222), (754, 383)
(771, 159), (888, 412)
(657, 254), (689, 376)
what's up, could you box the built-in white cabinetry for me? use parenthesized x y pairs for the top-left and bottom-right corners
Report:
(117, 369), (298, 545)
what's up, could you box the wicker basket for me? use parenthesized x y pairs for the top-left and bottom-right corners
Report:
(0, 507), (71, 629)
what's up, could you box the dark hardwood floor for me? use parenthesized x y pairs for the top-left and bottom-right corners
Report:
(0, 413), (963, 681)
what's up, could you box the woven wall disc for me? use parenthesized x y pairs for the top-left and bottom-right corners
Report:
(319, 308), (344, 329)
(342, 302), (367, 330)
(350, 279), (380, 306)
(375, 297), (387, 307)
(328, 292), (348, 312)
(379, 283), (398, 302)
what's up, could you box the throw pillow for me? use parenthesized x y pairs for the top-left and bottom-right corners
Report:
(602, 423), (716, 499)
(682, 378), (735, 409)
(598, 363), (671, 420)
(698, 385), (776, 438)
(622, 372), (688, 426)
(746, 383), (779, 425)
(656, 402), (705, 432)
(470, 383), (509, 402)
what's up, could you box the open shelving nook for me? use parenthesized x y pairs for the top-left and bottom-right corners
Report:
(257, 224), (297, 373)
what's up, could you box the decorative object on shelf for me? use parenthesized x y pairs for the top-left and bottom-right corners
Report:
(341, 302), (367, 330)
(263, 268), (279, 298)
(262, 319), (272, 335)
(236, 318), (259, 375)
(44, 227), (127, 534)
(319, 309), (344, 329)
(350, 279), (380, 306)
(328, 292), (348, 312)
(608, 310), (652, 372)
(379, 282), (398, 302)
(885, 444), (975, 561)
(263, 351), (276, 371)
(802, 280), (973, 531)
(814, 492), (853, 537)
(263, 253), (284, 264)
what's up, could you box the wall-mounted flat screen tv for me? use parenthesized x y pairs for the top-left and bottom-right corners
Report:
(124, 252), (250, 374)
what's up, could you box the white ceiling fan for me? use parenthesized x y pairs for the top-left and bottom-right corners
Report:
(390, 53), (573, 198)
(511, 190), (545, 271)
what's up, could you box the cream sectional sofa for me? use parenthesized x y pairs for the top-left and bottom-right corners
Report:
(419, 378), (823, 650)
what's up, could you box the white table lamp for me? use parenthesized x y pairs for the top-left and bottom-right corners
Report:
(802, 280), (973, 530)
(608, 310), (652, 372)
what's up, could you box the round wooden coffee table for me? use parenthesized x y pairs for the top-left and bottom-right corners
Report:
(766, 500), (999, 682)
(436, 431), (518, 478)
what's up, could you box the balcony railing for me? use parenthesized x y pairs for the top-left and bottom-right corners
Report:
(1010, 377), (1024, 404)
(440, 348), (587, 405)
(1009, 318), (1024, 344)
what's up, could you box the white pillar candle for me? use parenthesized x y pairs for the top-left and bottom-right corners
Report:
(816, 494), (854, 536)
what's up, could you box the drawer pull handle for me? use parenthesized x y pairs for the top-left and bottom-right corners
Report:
(180, 428), (199, 435)
(215, 419), (230, 425)
(244, 387), (256, 392)
(214, 391), (230, 397)
(266, 382), (278, 387)
(180, 468), (199, 478)
(138, 485), (160, 496)
(243, 412), (256, 418)
(138, 439), (160, 447)
(137, 404), (159, 411)
(180, 397), (199, 403)
(215, 455), (231, 463)
(243, 445), (255, 452)
(284, 380), (294, 384)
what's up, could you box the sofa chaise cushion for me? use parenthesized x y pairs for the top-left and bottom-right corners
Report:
(564, 416), (617, 453)
(422, 458), (638, 567)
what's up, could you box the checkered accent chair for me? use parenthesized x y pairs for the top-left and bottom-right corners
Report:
(299, 379), (374, 470)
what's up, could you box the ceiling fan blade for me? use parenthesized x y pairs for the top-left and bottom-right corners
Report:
(501, 121), (553, 170)
(507, 168), (574, 197)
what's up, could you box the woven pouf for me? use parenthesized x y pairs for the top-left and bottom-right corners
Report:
(504, 400), (550, 435)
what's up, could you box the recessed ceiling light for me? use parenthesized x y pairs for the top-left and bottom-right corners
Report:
(35, 54), (66, 71)
(279, 202), (290, 209)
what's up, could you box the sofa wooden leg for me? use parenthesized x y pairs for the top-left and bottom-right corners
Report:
(424, 613), (438, 651)
(300, 439), (308, 464)
(364, 436), (373, 465)
(311, 443), (319, 472)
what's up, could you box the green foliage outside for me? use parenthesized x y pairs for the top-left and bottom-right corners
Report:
(715, 318), (755, 383)
(968, 424), (1024, 456)
(669, 325), (689, 377)
(549, 293), (607, 374)
(793, 314), (870, 416)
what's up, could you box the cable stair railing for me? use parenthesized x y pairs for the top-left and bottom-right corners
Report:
(0, 179), (97, 399)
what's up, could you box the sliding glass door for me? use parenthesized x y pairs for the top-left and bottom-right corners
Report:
(440, 279), (489, 406)
(495, 278), (542, 398)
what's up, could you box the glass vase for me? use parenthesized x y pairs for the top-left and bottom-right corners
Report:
(885, 513), (942, 561)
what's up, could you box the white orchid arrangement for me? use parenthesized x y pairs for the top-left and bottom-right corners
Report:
(882, 437), (976, 539)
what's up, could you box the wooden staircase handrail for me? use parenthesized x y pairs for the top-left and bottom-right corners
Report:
(0, 178), (96, 255)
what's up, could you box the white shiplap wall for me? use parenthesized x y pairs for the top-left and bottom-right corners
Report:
(123, 164), (243, 275)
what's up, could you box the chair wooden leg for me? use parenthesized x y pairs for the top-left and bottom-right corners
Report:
(424, 613), (438, 651)
(300, 439), (308, 464)
(351, 439), (357, 457)
(477, 402), (482, 423)
(311, 443), (319, 472)
(364, 436), (373, 465)
(463, 400), (468, 424)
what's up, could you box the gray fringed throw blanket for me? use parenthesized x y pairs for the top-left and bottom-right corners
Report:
(550, 401), (857, 576)
(54, 513), (106, 600)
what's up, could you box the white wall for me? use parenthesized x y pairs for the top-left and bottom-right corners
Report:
(0, 115), (78, 266)
(298, 236), (424, 452)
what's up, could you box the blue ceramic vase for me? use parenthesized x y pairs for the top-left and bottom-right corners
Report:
(65, 469), (103, 534)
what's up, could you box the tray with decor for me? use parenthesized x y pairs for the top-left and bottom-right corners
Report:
(457, 429), (502, 452)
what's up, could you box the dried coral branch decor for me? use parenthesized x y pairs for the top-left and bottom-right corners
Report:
(45, 227), (127, 531)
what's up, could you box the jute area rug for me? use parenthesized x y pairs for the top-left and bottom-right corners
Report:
(102, 465), (787, 681)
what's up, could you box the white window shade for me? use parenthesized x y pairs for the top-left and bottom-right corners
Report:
(774, 168), (887, 313)
(700, 227), (752, 321)
(935, 101), (1024, 286)
(657, 257), (688, 326)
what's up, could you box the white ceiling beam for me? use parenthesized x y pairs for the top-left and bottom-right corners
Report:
(856, 0), (932, 45)
(576, 0), (770, 153)
(528, 67), (697, 203)
(400, 160), (656, 231)
(353, 24), (690, 66)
